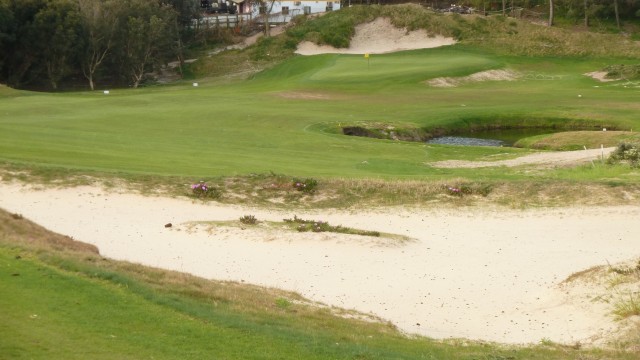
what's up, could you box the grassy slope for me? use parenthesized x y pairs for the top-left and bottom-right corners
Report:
(2, 209), (636, 359)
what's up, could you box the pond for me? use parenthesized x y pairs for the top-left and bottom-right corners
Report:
(426, 128), (565, 147)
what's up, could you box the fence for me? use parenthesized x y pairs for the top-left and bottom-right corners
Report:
(193, 14), (253, 29)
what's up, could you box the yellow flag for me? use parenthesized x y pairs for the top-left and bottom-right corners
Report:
(364, 53), (369, 58)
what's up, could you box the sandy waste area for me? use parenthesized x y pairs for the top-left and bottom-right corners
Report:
(1, 181), (639, 346)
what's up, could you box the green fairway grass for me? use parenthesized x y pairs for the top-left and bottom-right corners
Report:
(1, 46), (638, 182)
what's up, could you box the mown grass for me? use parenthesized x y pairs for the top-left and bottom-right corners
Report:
(2, 44), (639, 183)
(2, 209), (639, 358)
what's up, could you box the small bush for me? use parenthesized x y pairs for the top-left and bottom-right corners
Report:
(445, 186), (463, 197)
(292, 178), (318, 193)
(190, 182), (221, 199)
(239, 215), (258, 225)
(444, 183), (493, 197)
(607, 142), (640, 167)
(284, 216), (380, 237)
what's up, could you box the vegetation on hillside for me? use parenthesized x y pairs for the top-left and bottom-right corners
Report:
(3, 1), (640, 90)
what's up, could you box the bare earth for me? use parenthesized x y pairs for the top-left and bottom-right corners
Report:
(432, 147), (616, 168)
(1, 181), (639, 346)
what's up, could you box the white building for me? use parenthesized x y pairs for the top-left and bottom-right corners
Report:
(198, 0), (341, 27)
(255, 1), (342, 23)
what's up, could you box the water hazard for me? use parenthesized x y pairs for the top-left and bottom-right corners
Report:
(427, 128), (564, 147)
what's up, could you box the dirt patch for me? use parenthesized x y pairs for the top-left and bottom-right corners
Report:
(427, 69), (521, 87)
(295, 17), (456, 55)
(276, 91), (331, 100)
(585, 71), (618, 82)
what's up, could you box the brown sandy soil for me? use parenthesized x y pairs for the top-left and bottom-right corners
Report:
(431, 147), (616, 168)
(1, 181), (639, 346)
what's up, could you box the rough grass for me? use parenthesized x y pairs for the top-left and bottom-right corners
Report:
(3, 163), (640, 210)
(515, 131), (640, 150)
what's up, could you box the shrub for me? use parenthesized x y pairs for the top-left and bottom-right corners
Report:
(445, 185), (463, 197)
(284, 216), (380, 237)
(292, 178), (318, 193)
(444, 183), (493, 197)
(190, 181), (221, 199)
(239, 215), (258, 225)
(607, 142), (640, 168)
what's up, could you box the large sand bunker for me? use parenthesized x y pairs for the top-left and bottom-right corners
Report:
(1, 182), (639, 346)
(295, 17), (456, 55)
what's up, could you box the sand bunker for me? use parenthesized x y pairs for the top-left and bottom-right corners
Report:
(427, 69), (521, 87)
(1, 182), (639, 346)
(585, 71), (617, 82)
(295, 17), (456, 55)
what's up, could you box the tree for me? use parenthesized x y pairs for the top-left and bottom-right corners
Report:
(549, 0), (554, 26)
(33, 0), (83, 90)
(613, 0), (620, 28)
(0, 0), (15, 76)
(122, 1), (177, 88)
(161, 0), (199, 30)
(584, 0), (589, 26)
(253, 0), (279, 36)
(78, 0), (120, 90)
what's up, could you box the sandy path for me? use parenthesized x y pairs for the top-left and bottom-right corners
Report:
(432, 147), (616, 168)
(1, 182), (639, 345)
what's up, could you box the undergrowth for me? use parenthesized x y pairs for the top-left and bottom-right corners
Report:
(284, 215), (380, 237)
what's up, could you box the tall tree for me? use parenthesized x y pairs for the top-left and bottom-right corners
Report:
(33, 0), (83, 90)
(3, 0), (47, 87)
(0, 0), (15, 76)
(549, 0), (554, 26)
(78, 0), (120, 90)
(584, 0), (589, 26)
(122, 1), (177, 88)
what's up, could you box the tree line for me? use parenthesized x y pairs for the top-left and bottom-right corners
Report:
(0, 0), (200, 90)
(2, 0), (638, 90)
